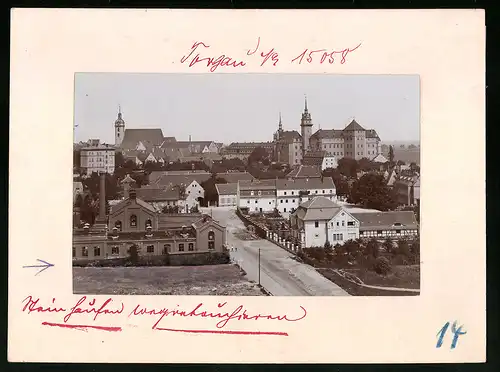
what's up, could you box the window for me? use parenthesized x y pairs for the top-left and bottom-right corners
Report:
(147, 245), (154, 253)
(130, 214), (137, 227)
(82, 247), (88, 257)
(291, 191), (294, 195)
(112, 246), (119, 255)
(93, 246), (101, 257)
(188, 243), (194, 251)
(208, 231), (215, 250)
(258, 191), (262, 196)
(255, 200), (258, 204)
(314, 221), (319, 228)
(72, 247), (76, 257)
(347, 221), (354, 226)
(285, 199), (288, 203)
(284, 191), (287, 195)
(322, 190), (325, 193)
(292, 199), (295, 203)
(396, 229), (401, 234)
(178, 243), (185, 252)
(145, 219), (152, 229)
(284, 208), (287, 212)
(315, 190), (318, 194)
(163, 244), (171, 254)
(342, 221), (345, 226)
(280, 200), (283, 203)
(250, 191), (254, 196)
(247, 200), (250, 204)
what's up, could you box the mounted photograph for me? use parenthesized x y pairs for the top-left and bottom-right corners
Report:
(72, 73), (421, 296)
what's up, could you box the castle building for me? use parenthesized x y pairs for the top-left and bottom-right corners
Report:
(273, 97), (382, 165)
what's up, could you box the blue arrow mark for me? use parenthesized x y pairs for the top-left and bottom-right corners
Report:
(23, 259), (54, 276)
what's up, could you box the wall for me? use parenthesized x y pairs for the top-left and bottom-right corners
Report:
(218, 194), (237, 207)
(239, 196), (276, 212)
(109, 199), (157, 232)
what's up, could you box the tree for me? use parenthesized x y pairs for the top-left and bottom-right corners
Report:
(349, 173), (398, 211)
(410, 238), (420, 263)
(397, 239), (411, 257)
(374, 256), (392, 275)
(383, 237), (394, 254)
(388, 145), (395, 164)
(396, 160), (405, 166)
(248, 146), (270, 165)
(74, 194), (83, 208)
(73, 149), (81, 171)
(322, 168), (350, 197)
(358, 158), (379, 172)
(365, 238), (380, 259)
(337, 158), (359, 179)
(400, 144), (405, 149)
(190, 205), (200, 213)
(343, 239), (361, 261)
(408, 144), (417, 149)
(410, 162), (420, 174)
(115, 151), (125, 169)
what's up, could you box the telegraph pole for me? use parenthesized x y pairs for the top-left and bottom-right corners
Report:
(258, 248), (261, 286)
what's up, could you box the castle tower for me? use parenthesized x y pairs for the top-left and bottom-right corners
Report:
(114, 106), (125, 146)
(300, 95), (313, 156)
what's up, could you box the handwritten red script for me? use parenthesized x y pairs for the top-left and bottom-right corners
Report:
(180, 38), (362, 72)
(22, 295), (307, 336)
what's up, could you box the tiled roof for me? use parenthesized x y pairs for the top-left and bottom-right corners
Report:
(215, 183), (238, 195)
(365, 129), (380, 139)
(162, 137), (177, 143)
(238, 179), (277, 190)
(302, 151), (326, 167)
(293, 197), (343, 221)
(352, 211), (418, 230)
(310, 129), (344, 139)
(279, 130), (302, 141)
(155, 173), (211, 187)
(135, 186), (181, 202)
(276, 177), (335, 190)
(343, 120), (366, 131)
(286, 165), (322, 179)
(216, 171), (255, 183)
(157, 214), (204, 229)
(120, 129), (164, 150)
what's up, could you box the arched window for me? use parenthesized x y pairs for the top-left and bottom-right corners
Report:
(145, 219), (152, 229)
(115, 220), (122, 231)
(130, 214), (137, 227)
(208, 231), (215, 250)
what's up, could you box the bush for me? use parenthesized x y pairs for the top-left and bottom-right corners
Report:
(365, 239), (380, 259)
(397, 240), (411, 257)
(373, 256), (392, 275)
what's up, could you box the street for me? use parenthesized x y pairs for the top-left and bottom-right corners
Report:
(205, 207), (349, 296)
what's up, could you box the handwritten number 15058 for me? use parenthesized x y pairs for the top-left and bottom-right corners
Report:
(436, 321), (467, 349)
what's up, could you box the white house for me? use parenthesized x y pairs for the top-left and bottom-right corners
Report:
(216, 183), (238, 207)
(237, 179), (277, 213)
(184, 180), (205, 209)
(275, 177), (336, 218)
(353, 211), (419, 240)
(321, 155), (338, 170)
(290, 197), (360, 248)
(80, 142), (115, 175)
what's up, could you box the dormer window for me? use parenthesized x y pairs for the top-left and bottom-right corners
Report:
(130, 214), (137, 228)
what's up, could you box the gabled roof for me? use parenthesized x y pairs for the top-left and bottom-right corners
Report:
(343, 120), (365, 132)
(238, 179), (277, 190)
(365, 129), (380, 139)
(292, 196), (344, 221)
(120, 174), (136, 184)
(215, 183), (238, 195)
(352, 211), (418, 230)
(286, 165), (322, 179)
(371, 154), (388, 163)
(277, 177), (335, 190)
(110, 196), (156, 215)
(310, 129), (344, 139)
(120, 129), (165, 150)
(216, 171), (255, 183)
(279, 130), (302, 142)
(135, 186), (181, 202)
(155, 173), (212, 187)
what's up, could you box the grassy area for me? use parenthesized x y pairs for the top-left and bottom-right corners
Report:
(345, 265), (420, 289)
(73, 264), (266, 296)
(317, 268), (419, 296)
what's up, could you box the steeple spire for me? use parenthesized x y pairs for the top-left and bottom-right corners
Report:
(278, 112), (283, 131)
(304, 94), (308, 112)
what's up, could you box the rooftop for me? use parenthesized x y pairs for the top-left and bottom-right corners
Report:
(277, 176), (334, 190)
(286, 165), (322, 179)
(215, 183), (238, 195)
(351, 211), (419, 230)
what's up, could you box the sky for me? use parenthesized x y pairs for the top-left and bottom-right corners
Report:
(74, 73), (420, 145)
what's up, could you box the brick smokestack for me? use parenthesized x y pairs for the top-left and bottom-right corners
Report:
(99, 172), (106, 218)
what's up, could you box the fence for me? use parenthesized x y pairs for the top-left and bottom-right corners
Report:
(235, 208), (300, 255)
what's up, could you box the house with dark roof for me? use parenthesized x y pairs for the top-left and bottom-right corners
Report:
(237, 179), (277, 213)
(215, 183), (238, 207)
(120, 129), (165, 151)
(221, 142), (275, 162)
(216, 171), (255, 183)
(290, 197), (360, 248)
(286, 165), (322, 179)
(352, 211), (419, 240)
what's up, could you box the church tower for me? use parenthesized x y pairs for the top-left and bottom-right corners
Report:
(114, 106), (125, 146)
(300, 96), (313, 156)
(273, 112), (284, 162)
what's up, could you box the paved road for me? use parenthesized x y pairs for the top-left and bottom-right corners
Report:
(204, 207), (349, 297)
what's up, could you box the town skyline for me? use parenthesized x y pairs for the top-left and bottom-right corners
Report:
(74, 73), (420, 145)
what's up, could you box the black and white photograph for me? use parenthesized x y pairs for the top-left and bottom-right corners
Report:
(72, 73), (421, 297)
